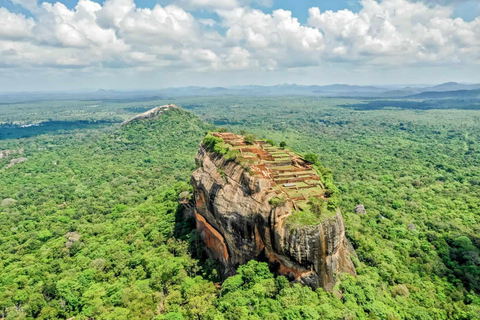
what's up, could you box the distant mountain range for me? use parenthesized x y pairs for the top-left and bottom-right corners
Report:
(381, 82), (480, 98)
(407, 89), (480, 99)
(1, 82), (480, 103)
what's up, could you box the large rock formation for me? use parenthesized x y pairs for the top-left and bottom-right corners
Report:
(122, 104), (178, 125)
(191, 132), (356, 290)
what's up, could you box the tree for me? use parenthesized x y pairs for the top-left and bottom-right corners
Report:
(304, 153), (319, 165)
(279, 141), (286, 149)
(269, 196), (287, 208)
(308, 197), (324, 217)
(244, 134), (256, 145)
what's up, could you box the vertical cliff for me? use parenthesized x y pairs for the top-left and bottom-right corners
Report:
(191, 132), (356, 290)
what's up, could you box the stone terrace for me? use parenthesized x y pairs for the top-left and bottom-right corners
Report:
(211, 132), (325, 208)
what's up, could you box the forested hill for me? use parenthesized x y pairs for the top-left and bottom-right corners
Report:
(0, 106), (214, 319)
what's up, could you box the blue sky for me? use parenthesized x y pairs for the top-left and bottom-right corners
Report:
(0, 0), (479, 91)
(3, 0), (478, 21)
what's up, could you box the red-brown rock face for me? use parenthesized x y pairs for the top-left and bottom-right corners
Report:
(191, 136), (356, 290)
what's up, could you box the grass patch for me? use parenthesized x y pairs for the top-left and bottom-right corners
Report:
(285, 197), (337, 227)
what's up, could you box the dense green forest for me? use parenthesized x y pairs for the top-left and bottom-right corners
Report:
(1, 97), (479, 319)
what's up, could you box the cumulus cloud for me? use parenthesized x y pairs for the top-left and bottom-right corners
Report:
(0, 0), (224, 69)
(219, 8), (324, 68)
(0, 8), (35, 39)
(308, 0), (480, 64)
(0, 0), (478, 75)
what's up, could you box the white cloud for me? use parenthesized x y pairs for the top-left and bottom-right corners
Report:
(219, 7), (324, 68)
(116, 4), (200, 44)
(0, 8), (35, 39)
(224, 46), (252, 70)
(0, 0), (216, 69)
(0, 0), (315, 71)
(96, 0), (135, 28)
(308, 0), (480, 64)
(0, 0), (479, 82)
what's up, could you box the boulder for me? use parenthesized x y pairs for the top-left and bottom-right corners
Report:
(3, 157), (27, 169)
(65, 232), (81, 248)
(1, 198), (16, 208)
(354, 204), (367, 215)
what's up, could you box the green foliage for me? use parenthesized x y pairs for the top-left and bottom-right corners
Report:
(202, 133), (224, 151)
(1, 96), (480, 319)
(285, 197), (337, 228)
(217, 167), (227, 182)
(302, 153), (339, 205)
(0, 107), (213, 319)
(266, 139), (276, 146)
(308, 197), (324, 216)
(202, 133), (246, 166)
(279, 141), (287, 148)
(303, 153), (319, 165)
(244, 133), (256, 145)
(269, 196), (287, 208)
(435, 235), (480, 293)
(37, 230), (53, 242)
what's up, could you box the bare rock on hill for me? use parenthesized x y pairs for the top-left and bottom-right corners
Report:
(122, 104), (179, 126)
(65, 232), (81, 248)
(3, 157), (27, 169)
(1, 198), (17, 208)
(0, 149), (23, 159)
(354, 204), (367, 215)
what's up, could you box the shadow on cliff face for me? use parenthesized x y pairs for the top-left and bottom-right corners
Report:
(173, 204), (223, 282)
(173, 201), (297, 283)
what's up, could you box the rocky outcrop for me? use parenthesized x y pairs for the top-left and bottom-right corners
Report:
(1, 198), (16, 208)
(0, 149), (23, 159)
(122, 104), (178, 125)
(1, 149), (26, 170)
(191, 133), (356, 290)
(3, 157), (27, 169)
(65, 232), (81, 248)
(354, 204), (367, 215)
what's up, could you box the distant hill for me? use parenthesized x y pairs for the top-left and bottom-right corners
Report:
(408, 89), (480, 99)
(380, 82), (480, 97)
(428, 82), (480, 92)
(3, 82), (480, 103)
(230, 84), (389, 96)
